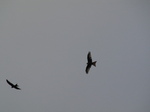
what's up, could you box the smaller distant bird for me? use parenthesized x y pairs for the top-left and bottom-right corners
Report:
(85, 52), (97, 74)
(6, 79), (21, 90)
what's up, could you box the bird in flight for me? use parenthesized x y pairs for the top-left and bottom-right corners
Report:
(6, 79), (21, 90)
(85, 52), (97, 74)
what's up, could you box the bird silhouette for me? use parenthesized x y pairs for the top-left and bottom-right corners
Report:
(6, 79), (21, 90)
(85, 52), (97, 74)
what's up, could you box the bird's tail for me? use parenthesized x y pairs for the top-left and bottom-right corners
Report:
(92, 61), (97, 67)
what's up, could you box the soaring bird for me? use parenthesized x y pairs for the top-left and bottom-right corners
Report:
(6, 79), (21, 90)
(85, 52), (97, 74)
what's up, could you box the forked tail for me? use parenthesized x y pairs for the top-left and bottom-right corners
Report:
(92, 61), (97, 67)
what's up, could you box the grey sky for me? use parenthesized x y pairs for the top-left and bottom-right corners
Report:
(0, 0), (150, 112)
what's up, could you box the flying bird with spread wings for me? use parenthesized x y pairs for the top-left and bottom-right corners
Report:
(85, 52), (97, 74)
(6, 79), (21, 90)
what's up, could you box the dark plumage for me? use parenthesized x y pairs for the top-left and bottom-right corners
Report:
(6, 79), (21, 90)
(85, 52), (97, 74)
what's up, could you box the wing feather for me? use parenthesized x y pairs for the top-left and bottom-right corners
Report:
(14, 86), (21, 90)
(6, 79), (14, 87)
(85, 64), (91, 74)
(87, 52), (92, 63)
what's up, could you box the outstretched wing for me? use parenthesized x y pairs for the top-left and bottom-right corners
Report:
(87, 52), (92, 63)
(85, 64), (91, 74)
(6, 79), (14, 87)
(14, 86), (21, 90)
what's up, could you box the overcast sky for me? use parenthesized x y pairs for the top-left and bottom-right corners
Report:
(0, 0), (150, 112)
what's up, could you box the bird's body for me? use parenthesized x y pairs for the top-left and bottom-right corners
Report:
(85, 52), (97, 74)
(6, 79), (21, 90)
